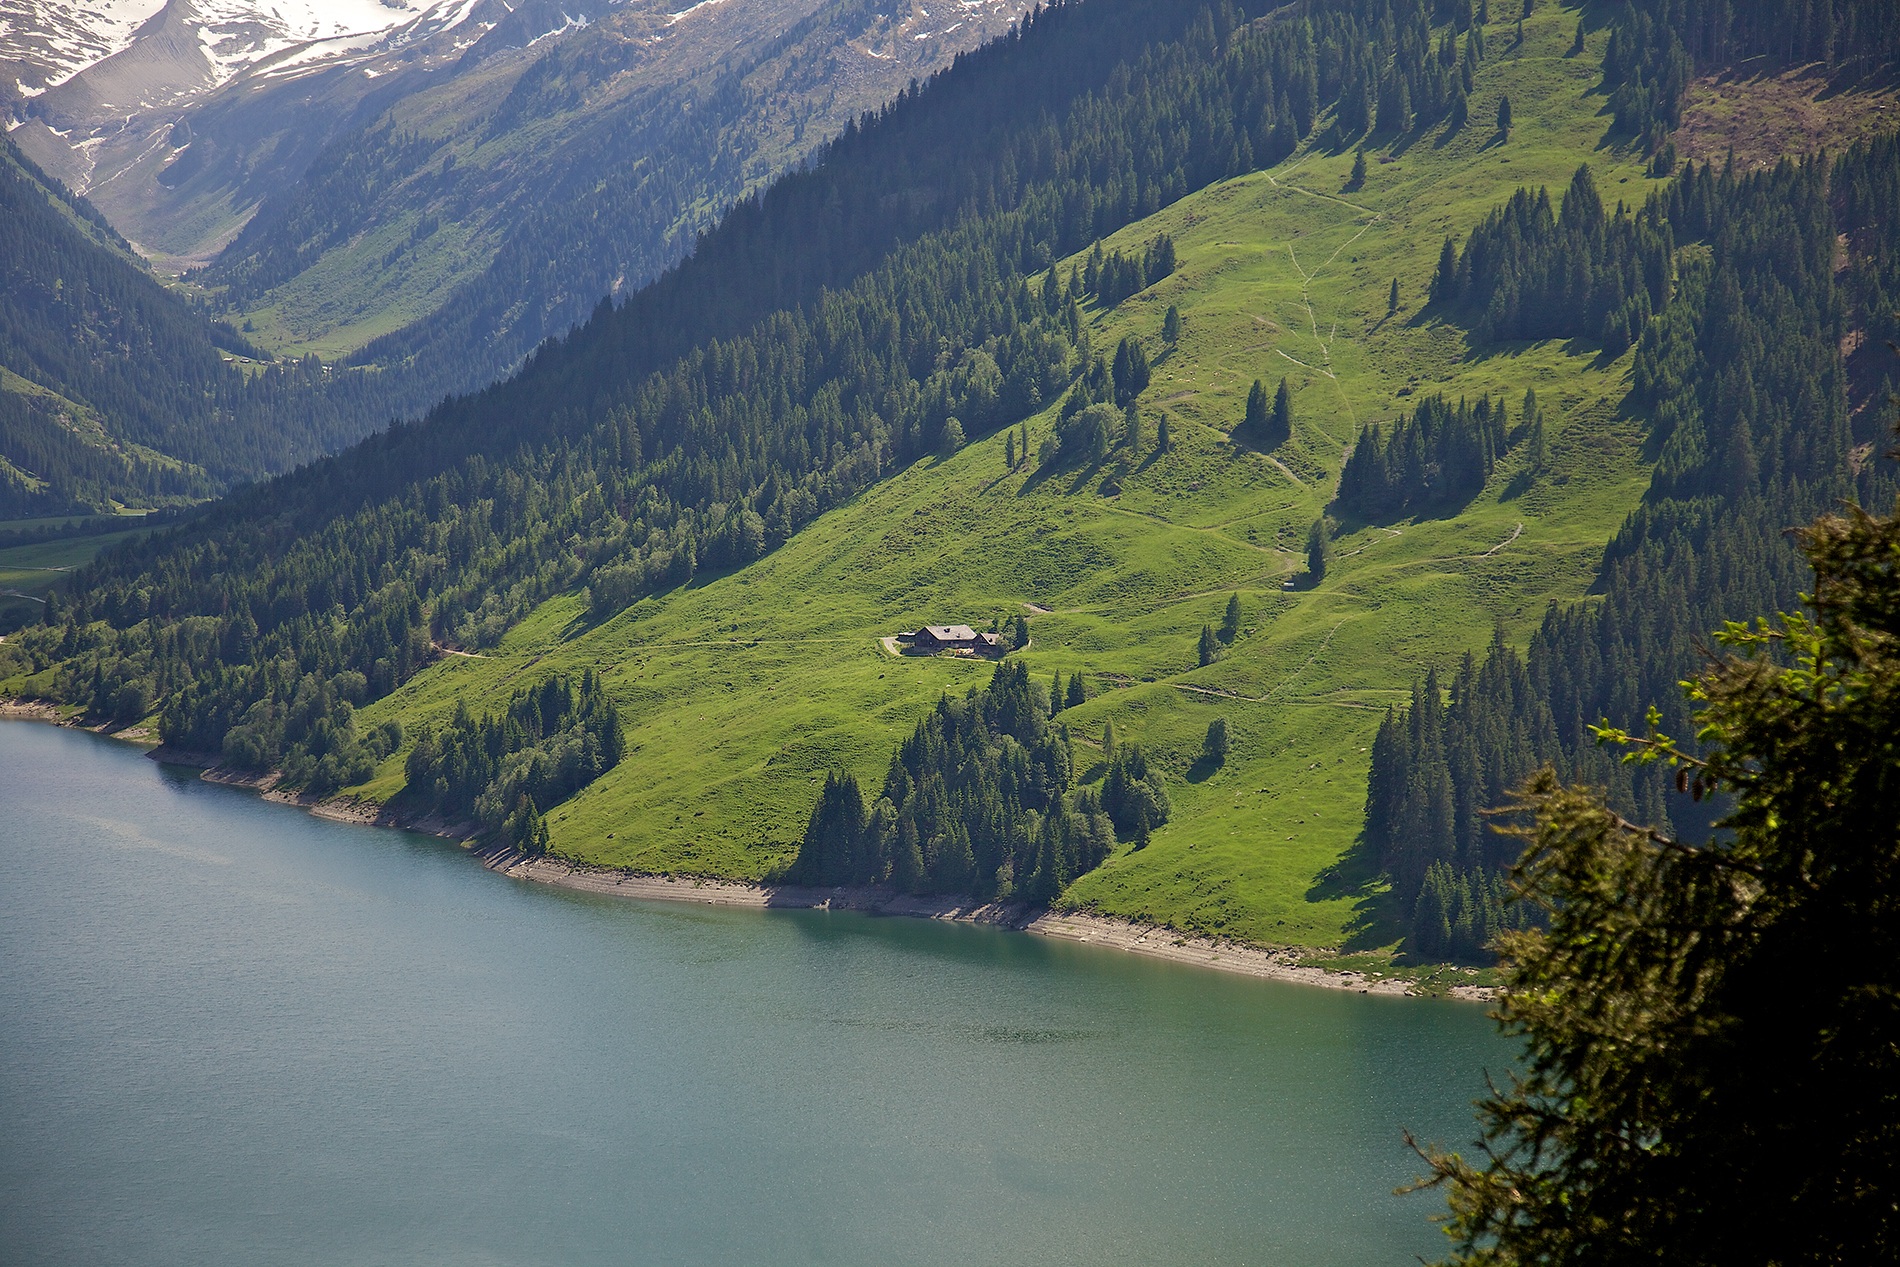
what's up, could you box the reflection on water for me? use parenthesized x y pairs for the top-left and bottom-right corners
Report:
(0, 721), (1510, 1267)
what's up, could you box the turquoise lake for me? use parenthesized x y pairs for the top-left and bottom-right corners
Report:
(0, 720), (1512, 1265)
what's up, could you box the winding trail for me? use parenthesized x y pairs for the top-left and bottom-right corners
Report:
(1483, 522), (1525, 556)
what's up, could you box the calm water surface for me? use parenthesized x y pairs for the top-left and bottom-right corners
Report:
(0, 721), (1510, 1266)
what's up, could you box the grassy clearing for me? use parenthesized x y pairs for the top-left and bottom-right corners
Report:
(350, 5), (1662, 955)
(0, 525), (151, 629)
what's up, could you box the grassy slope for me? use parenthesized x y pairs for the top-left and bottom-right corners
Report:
(347, 5), (1657, 955)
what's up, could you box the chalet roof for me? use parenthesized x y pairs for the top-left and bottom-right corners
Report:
(923, 624), (979, 641)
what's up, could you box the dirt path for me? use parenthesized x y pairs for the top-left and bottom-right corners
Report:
(1483, 522), (1524, 556)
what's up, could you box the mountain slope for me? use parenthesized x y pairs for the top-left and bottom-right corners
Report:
(345, 4), (1669, 950)
(0, 135), (231, 514)
(7, 0), (1899, 970)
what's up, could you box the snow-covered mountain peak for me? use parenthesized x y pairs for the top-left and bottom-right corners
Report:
(1, 0), (484, 113)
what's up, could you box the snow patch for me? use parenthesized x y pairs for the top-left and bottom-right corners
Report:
(668, 0), (729, 23)
(524, 12), (589, 47)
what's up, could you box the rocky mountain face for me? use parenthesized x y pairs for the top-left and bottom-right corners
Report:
(6, 0), (570, 265)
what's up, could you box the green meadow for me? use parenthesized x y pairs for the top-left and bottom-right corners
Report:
(331, 5), (1659, 955)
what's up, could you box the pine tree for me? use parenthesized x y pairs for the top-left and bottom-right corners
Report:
(1111, 337), (1149, 404)
(1433, 236), (1460, 303)
(1306, 516), (1333, 584)
(1244, 379), (1269, 436)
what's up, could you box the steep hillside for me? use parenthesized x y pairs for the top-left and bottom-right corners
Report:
(0, 135), (417, 502)
(7, 0), (1898, 970)
(343, 2), (1667, 954)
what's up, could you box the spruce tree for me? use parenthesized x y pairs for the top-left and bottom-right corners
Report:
(1123, 402), (1142, 451)
(1271, 377), (1293, 446)
(1389, 277), (1401, 315)
(1433, 237), (1460, 303)
(1157, 413), (1172, 452)
(1350, 147), (1368, 189)
(1220, 592), (1242, 643)
(1066, 673), (1087, 710)
(1006, 430), (1016, 468)
(1497, 94), (1512, 136)
(1198, 623), (1220, 667)
(1163, 304), (1181, 345)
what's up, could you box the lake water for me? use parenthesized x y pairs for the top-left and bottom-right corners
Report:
(0, 721), (1510, 1266)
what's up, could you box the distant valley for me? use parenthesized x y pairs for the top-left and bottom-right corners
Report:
(5, 0), (1034, 473)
